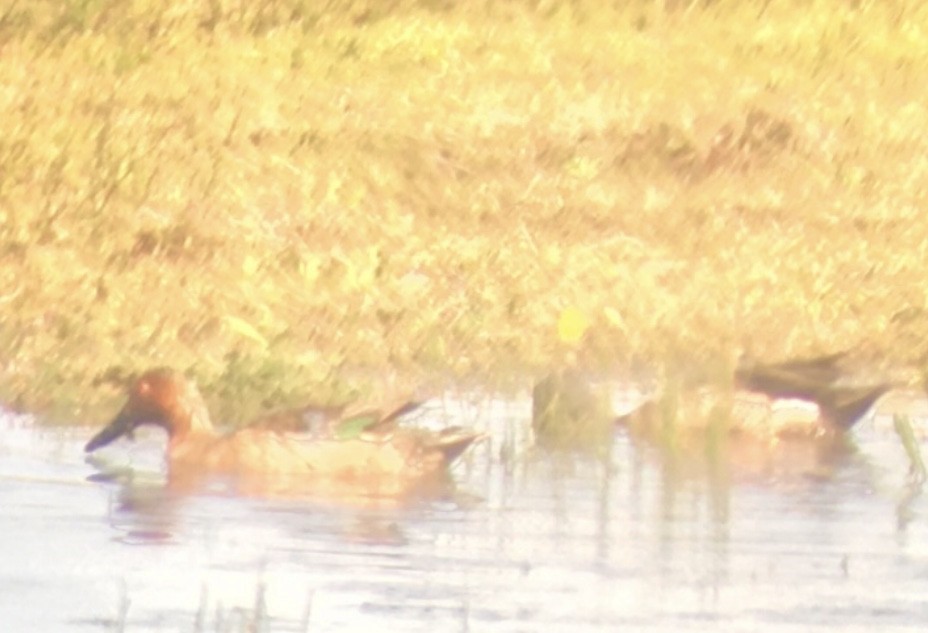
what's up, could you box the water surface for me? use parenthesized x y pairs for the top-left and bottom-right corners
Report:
(2, 392), (927, 632)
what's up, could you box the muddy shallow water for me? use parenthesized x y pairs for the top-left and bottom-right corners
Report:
(2, 392), (928, 632)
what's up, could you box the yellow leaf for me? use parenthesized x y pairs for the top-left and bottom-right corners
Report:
(558, 306), (589, 344)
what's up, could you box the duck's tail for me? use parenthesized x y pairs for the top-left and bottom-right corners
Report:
(432, 427), (486, 464)
(818, 383), (894, 430)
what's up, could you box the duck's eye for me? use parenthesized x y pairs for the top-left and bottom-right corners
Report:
(136, 379), (151, 396)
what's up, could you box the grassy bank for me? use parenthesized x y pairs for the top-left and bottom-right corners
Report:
(2, 0), (928, 424)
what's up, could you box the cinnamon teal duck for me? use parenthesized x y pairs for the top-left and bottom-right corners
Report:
(734, 352), (893, 432)
(85, 368), (484, 497)
(619, 352), (893, 438)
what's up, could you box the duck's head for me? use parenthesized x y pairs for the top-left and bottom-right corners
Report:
(85, 368), (212, 452)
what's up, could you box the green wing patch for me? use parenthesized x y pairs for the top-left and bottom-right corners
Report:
(333, 412), (381, 440)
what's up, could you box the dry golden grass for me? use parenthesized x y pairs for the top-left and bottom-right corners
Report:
(3, 0), (928, 424)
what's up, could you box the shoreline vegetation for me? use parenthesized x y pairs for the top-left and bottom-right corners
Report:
(3, 0), (928, 426)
